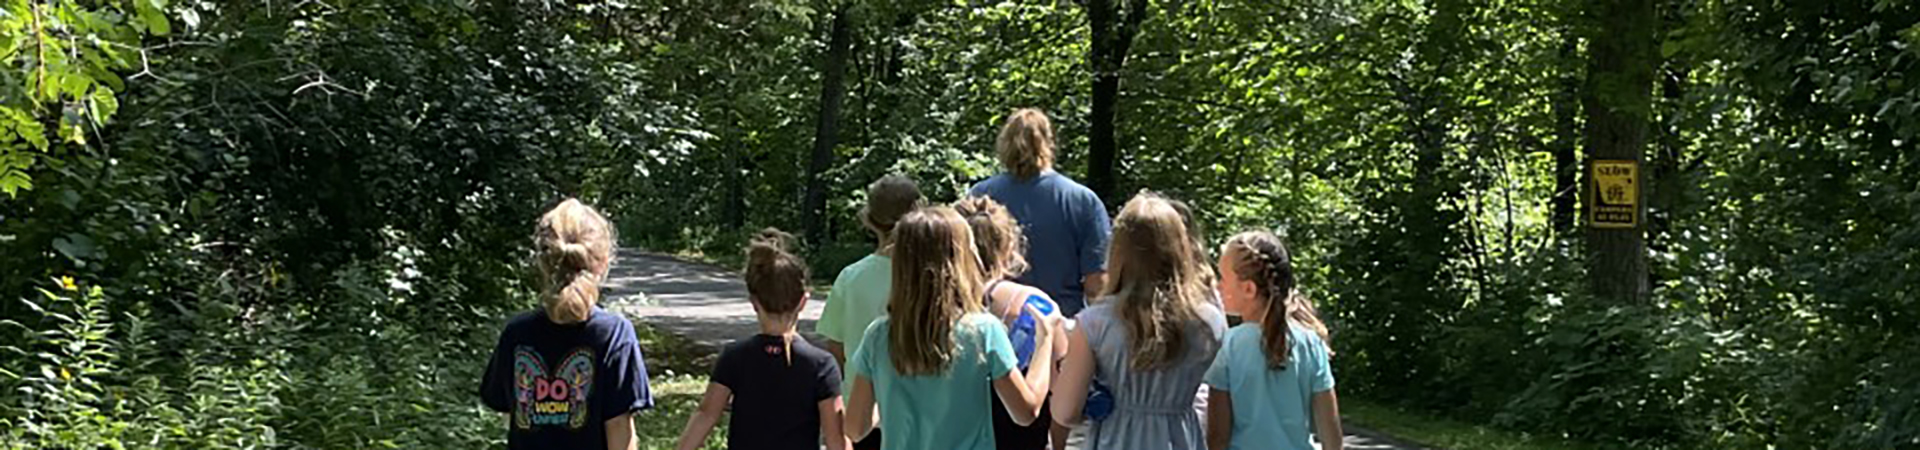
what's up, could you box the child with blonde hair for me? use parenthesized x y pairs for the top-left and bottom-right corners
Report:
(481, 199), (653, 450)
(1204, 230), (1340, 450)
(675, 229), (848, 450)
(842, 207), (1054, 450)
(1052, 192), (1227, 450)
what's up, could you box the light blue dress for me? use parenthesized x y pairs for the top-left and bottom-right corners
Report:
(1077, 300), (1229, 450)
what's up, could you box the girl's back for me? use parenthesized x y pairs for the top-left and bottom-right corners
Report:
(1204, 324), (1333, 450)
(712, 335), (840, 449)
(1078, 300), (1227, 450)
(482, 308), (653, 449)
(849, 313), (1018, 450)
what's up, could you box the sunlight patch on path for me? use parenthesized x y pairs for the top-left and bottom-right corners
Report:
(602, 249), (828, 352)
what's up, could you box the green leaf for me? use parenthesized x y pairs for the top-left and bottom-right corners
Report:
(138, 0), (171, 36)
(0, 168), (30, 196)
(88, 87), (119, 125)
(4, 108), (48, 151)
(53, 233), (97, 260)
(60, 70), (93, 100)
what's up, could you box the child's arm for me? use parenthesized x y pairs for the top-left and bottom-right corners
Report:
(1206, 390), (1233, 450)
(1048, 325), (1095, 426)
(843, 374), (879, 441)
(991, 304), (1055, 426)
(818, 396), (849, 450)
(1022, 307), (1058, 403)
(1051, 316), (1070, 361)
(672, 383), (733, 450)
(605, 413), (637, 450)
(1312, 389), (1343, 450)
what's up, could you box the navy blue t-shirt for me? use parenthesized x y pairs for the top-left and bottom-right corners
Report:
(970, 170), (1112, 316)
(481, 307), (654, 450)
(712, 334), (841, 450)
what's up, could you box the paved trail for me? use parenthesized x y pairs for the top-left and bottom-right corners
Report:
(604, 249), (1426, 450)
(603, 249), (830, 352)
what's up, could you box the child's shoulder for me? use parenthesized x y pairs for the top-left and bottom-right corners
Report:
(497, 309), (552, 336)
(1078, 301), (1116, 320)
(1223, 323), (1262, 343)
(586, 308), (636, 331)
(834, 254), (889, 281)
(959, 312), (1002, 327)
(503, 309), (545, 327)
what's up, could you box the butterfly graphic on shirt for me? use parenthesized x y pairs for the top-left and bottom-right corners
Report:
(513, 347), (595, 430)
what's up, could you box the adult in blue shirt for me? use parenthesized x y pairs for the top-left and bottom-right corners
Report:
(969, 108), (1112, 318)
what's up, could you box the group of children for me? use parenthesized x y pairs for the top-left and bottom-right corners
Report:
(480, 110), (1342, 450)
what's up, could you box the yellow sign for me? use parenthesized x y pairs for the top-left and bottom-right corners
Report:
(1591, 160), (1638, 228)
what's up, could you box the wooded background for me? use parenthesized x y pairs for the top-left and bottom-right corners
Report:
(1, 0), (1915, 448)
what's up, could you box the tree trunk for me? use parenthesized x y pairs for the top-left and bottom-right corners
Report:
(801, 8), (853, 244)
(1581, 0), (1656, 305)
(1551, 38), (1580, 235)
(1089, 67), (1118, 200)
(724, 144), (747, 230)
(1085, 0), (1149, 202)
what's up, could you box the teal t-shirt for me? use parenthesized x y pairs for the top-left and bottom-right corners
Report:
(817, 253), (891, 392)
(1203, 323), (1335, 450)
(848, 314), (1018, 450)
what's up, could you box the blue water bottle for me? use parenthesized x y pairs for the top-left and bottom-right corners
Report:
(1007, 294), (1054, 370)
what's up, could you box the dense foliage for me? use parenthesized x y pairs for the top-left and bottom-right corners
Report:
(1, 0), (1914, 449)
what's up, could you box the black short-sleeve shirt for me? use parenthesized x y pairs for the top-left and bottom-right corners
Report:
(712, 334), (842, 450)
(480, 308), (654, 450)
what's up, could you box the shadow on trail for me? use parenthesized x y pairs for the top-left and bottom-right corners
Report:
(603, 250), (828, 354)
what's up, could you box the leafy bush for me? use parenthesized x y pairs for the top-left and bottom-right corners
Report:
(3, 0), (1915, 449)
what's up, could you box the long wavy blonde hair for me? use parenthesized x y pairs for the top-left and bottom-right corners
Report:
(887, 206), (987, 375)
(534, 199), (616, 324)
(1102, 193), (1213, 370)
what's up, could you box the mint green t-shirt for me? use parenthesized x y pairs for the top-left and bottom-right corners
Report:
(848, 314), (1018, 450)
(817, 253), (892, 392)
(1204, 323), (1335, 450)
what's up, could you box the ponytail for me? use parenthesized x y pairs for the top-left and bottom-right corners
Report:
(535, 199), (616, 324)
(551, 243), (602, 323)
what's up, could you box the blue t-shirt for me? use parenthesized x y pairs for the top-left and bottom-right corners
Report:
(969, 171), (1112, 316)
(1203, 323), (1335, 450)
(849, 314), (1019, 450)
(480, 307), (654, 450)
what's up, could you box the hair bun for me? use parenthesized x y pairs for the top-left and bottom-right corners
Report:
(743, 227), (809, 316)
(748, 228), (796, 265)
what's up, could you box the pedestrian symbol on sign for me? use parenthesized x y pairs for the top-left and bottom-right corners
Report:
(1591, 160), (1638, 229)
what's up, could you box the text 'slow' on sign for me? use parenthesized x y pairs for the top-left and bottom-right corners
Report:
(1591, 160), (1638, 229)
